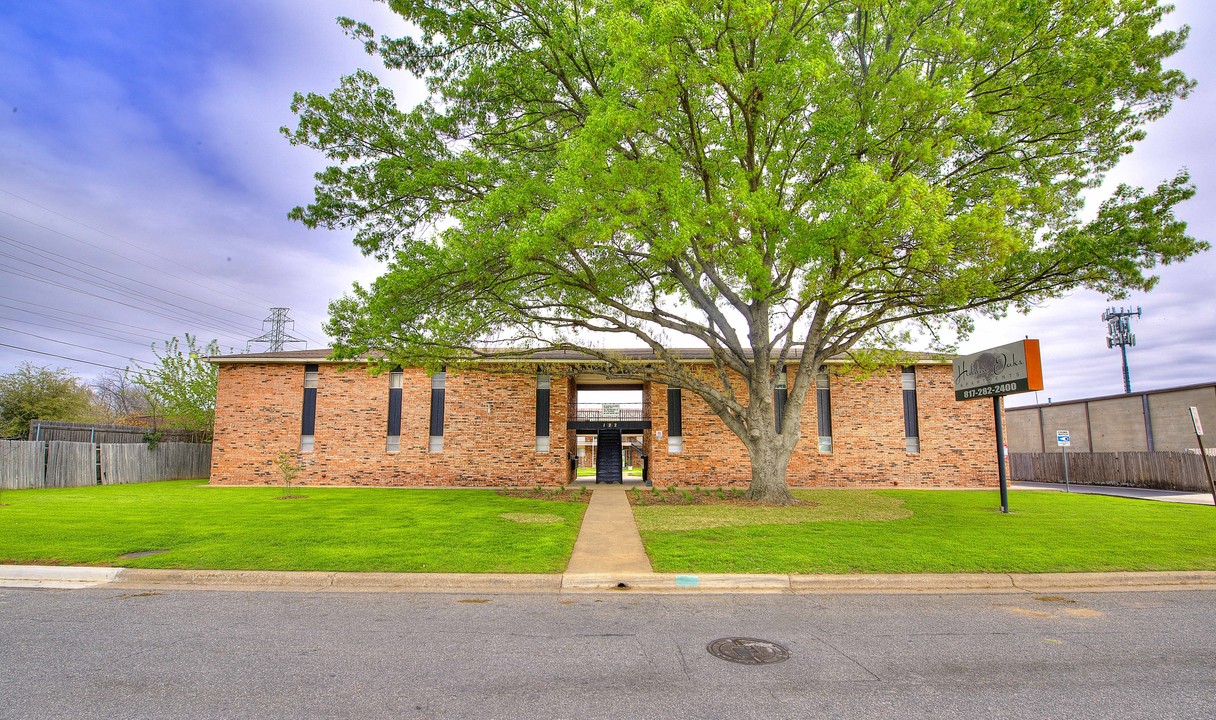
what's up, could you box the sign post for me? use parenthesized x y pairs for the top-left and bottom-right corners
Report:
(1190, 407), (1216, 508)
(1057, 430), (1071, 492)
(954, 339), (1044, 513)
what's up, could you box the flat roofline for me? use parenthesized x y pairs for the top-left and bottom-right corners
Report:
(207, 347), (954, 366)
(1008, 380), (1216, 410)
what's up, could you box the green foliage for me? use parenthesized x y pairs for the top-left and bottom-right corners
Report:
(637, 489), (1216, 574)
(288, 0), (1203, 502)
(0, 363), (100, 438)
(0, 480), (587, 573)
(275, 450), (302, 497)
(129, 335), (220, 439)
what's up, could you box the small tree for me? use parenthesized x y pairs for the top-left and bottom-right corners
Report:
(129, 334), (220, 441)
(274, 450), (302, 498)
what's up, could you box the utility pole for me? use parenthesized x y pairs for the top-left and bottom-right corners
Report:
(1102, 306), (1141, 394)
(247, 307), (307, 352)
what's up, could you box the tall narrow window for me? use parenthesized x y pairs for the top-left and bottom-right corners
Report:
(667, 387), (683, 453)
(386, 367), (402, 452)
(536, 374), (551, 452)
(428, 371), (446, 453)
(300, 364), (318, 452)
(817, 372), (833, 453)
(773, 366), (787, 434)
(902, 366), (920, 453)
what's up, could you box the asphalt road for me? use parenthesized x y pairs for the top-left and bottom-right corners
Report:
(1, 587), (1213, 719)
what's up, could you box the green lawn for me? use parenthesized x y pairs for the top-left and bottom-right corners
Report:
(635, 489), (1216, 574)
(0, 480), (587, 573)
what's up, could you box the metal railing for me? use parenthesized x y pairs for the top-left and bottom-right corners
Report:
(571, 404), (646, 422)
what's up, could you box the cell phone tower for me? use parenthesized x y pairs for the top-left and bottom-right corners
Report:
(247, 307), (307, 352)
(1102, 306), (1141, 394)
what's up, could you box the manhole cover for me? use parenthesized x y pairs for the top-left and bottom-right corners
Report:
(707, 637), (790, 665)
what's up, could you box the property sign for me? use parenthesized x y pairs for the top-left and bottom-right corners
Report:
(1057, 430), (1070, 447)
(1191, 406), (1204, 436)
(953, 339), (1044, 402)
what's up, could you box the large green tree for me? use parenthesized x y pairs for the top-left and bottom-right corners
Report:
(287, 0), (1204, 503)
(0, 363), (99, 438)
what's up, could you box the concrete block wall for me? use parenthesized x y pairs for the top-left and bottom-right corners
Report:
(1005, 382), (1216, 454)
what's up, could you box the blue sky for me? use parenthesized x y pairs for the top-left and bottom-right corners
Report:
(1, 0), (1213, 408)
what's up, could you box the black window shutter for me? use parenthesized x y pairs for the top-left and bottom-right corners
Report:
(817, 386), (832, 438)
(387, 389), (402, 437)
(301, 364), (318, 435)
(536, 388), (551, 437)
(429, 388), (445, 437)
(667, 388), (682, 436)
(902, 367), (919, 439)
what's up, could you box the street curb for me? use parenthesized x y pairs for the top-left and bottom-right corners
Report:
(562, 573), (791, 593)
(4, 566), (1216, 595)
(107, 568), (563, 593)
(790, 572), (1017, 594)
(0, 565), (122, 589)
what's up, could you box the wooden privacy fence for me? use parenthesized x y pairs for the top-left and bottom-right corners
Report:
(26, 420), (207, 444)
(1009, 451), (1215, 493)
(0, 440), (211, 490)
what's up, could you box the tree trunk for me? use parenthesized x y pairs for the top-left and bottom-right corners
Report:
(745, 436), (796, 504)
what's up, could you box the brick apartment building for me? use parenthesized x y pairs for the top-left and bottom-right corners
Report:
(207, 348), (999, 488)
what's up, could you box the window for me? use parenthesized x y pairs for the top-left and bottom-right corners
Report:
(667, 387), (683, 453)
(536, 374), (551, 452)
(773, 366), (787, 433)
(386, 368), (402, 452)
(902, 366), (920, 453)
(817, 372), (833, 453)
(428, 371), (445, 453)
(300, 364), (318, 453)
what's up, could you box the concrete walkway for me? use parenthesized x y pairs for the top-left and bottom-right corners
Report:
(565, 485), (652, 574)
(1013, 481), (1215, 505)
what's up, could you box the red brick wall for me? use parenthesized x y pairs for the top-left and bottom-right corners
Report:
(646, 364), (999, 488)
(211, 361), (997, 488)
(210, 363), (568, 487)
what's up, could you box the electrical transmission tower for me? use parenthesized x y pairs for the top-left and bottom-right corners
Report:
(1102, 306), (1141, 394)
(247, 307), (307, 352)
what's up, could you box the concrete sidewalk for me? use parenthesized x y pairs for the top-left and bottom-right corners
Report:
(1013, 481), (1215, 505)
(565, 484), (652, 574)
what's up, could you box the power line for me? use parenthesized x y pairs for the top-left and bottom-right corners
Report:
(0, 325), (153, 364)
(0, 342), (129, 372)
(0, 188), (325, 343)
(0, 263), (249, 346)
(0, 238), (256, 338)
(0, 313), (160, 346)
(0, 295), (167, 340)
(0, 232), (263, 330)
